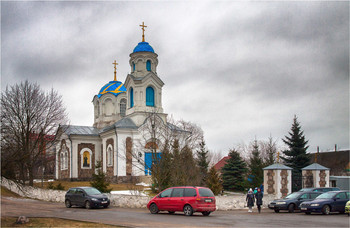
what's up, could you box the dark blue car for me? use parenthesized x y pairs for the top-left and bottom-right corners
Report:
(268, 191), (322, 213)
(300, 191), (350, 215)
(65, 187), (110, 209)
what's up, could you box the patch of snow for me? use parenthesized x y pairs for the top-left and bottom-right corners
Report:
(111, 190), (147, 196)
(136, 182), (150, 187)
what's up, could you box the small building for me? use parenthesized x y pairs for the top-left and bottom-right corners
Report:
(301, 163), (330, 188)
(263, 163), (292, 199)
(329, 176), (350, 190)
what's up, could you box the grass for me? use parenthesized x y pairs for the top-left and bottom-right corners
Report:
(1, 186), (22, 198)
(33, 180), (147, 192)
(1, 217), (121, 227)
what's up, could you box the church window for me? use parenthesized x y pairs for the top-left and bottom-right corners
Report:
(80, 148), (92, 169)
(60, 144), (68, 170)
(146, 60), (151, 71)
(120, 99), (126, 117)
(104, 98), (113, 116)
(130, 87), (134, 108)
(107, 145), (113, 167)
(146, 86), (155, 107)
(132, 62), (135, 72)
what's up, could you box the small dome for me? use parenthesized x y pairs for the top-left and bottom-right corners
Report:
(97, 81), (127, 98)
(133, 42), (154, 53)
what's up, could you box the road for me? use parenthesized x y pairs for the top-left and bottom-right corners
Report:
(1, 196), (349, 227)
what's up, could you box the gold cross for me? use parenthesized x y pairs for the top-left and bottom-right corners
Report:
(112, 60), (118, 81)
(277, 151), (280, 163)
(140, 22), (147, 42)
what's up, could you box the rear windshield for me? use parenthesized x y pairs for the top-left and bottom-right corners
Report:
(199, 188), (214, 197)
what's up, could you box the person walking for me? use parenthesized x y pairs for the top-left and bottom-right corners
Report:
(246, 188), (255, 213)
(255, 188), (263, 213)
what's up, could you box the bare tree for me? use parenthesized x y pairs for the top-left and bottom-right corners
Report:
(1, 80), (68, 186)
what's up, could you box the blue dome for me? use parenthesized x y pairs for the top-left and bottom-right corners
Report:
(133, 42), (155, 53)
(97, 81), (127, 98)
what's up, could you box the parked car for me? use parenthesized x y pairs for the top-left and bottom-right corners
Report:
(345, 201), (350, 216)
(147, 186), (216, 216)
(268, 191), (322, 213)
(298, 187), (340, 193)
(65, 187), (110, 209)
(300, 191), (350, 215)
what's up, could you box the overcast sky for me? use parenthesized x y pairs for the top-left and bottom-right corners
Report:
(2, 1), (349, 155)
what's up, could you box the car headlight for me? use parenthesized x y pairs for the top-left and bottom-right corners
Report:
(310, 203), (319, 206)
(91, 198), (98, 201)
(276, 202), (286, 205)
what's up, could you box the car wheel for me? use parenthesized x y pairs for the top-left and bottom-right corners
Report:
(322, 205), (330, 215)
(149, 203), (159, 214)
(183, 205), (193, 216)
(168, 211), (175, 214)
(85, 201), (91, 209)
(288, 204), (295, 213)
(305, 212), (311, 215)
(65, 200), (71, 208)
(202, 211), (211, 216)
(274, 209), (280, 213)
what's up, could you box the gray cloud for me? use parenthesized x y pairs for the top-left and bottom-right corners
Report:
(1, 1), (349, 154)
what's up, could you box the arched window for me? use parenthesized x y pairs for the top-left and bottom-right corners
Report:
(80, 148), (92, 169)
(146, 60), (151, 71)
(120, 99), (126, 117)
(129, 87), (134, 108)
(132, 62), (135, 72)
(146, 87), (154, 107)
(107, 145), (113, 166)
(60, 144), (68, 170)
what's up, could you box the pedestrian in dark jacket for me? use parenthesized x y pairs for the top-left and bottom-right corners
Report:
(246, 188), (255, 212)
(255, 188), (263, 213)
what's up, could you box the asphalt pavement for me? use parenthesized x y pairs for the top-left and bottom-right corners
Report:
(1, 196), (349, 227)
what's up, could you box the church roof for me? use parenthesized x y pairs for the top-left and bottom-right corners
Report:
(97, 80), (127, 98)
(302, 163), (330, 170)
(133, 42), (155, 53)
(101, 117), (138, 133)
(63, 125), (99, 136)
(263, 163), (293, 170)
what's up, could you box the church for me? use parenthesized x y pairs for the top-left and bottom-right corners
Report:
(55, 23), (187, 182)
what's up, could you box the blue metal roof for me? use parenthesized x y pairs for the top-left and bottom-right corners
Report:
(302, 163), (329, 170)
(97, 81), (127, 98)
(133, 42), (154, 53)
(263, 163), (293, 170)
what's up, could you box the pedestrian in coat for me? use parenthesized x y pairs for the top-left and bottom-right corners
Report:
(255, 188), (263, 213)
(246, 188), (255, 212)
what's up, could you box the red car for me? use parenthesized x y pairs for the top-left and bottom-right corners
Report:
(147, 186), (216, 216)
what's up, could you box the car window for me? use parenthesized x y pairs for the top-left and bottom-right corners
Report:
(199, 188), (214, 197)
(172, 188), (184, 197)
(346, 192), (350, 199)
(322, 188), (331, 192)
(314, 189), (321, 192)
(184, 188), (197, 197)
(76, 189), (84, 195)
(67, 188), (76, 194)
(84, 187), (102, 195)
(316, 192), (337, 199)
(285, 192), (300, 199)
(337, 192), (347, 199)
(160, 188), (172, 198)
(310, 193), (320, 199)
(300, 193), (309, 199)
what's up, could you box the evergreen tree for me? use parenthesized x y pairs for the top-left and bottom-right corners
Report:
(171, 139), (184, 186)
(281, 115), (310, 191)
(207, 166), (223, 195)
(248, 139), (264, 188)
(154, 140), (173, 191)
(90, 161), (112, 193)
(221, 149), (248, 191)
(196, 138), (209, 186)
(264, 136), (277, 166)
(181, 145), (201, 186)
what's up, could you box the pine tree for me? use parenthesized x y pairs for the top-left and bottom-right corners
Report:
(90, 161), (112, 193)
(281, 115), (310, 191)
(264, 136), (276, 166)
(181, 145), (201, 186)
(221, 149), (248, 191)
(207, 166), (223, 195)
(248, 139), (264, 188)
(196, 138), (209, 186)
(171, 139), (184, 186)
(155, 140), (173, 191)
